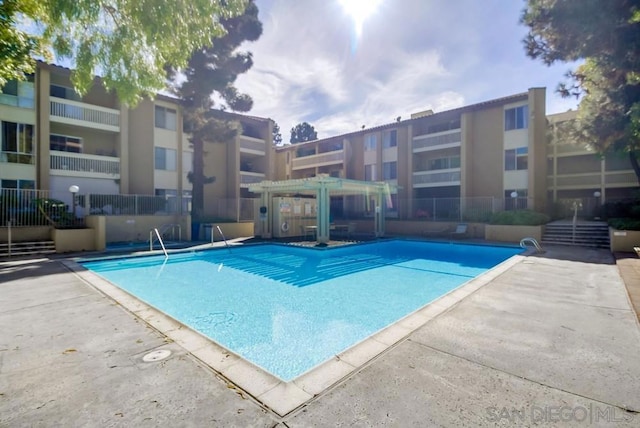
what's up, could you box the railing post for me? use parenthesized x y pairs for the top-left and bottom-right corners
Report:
(7, 220), (11, 258)
(432, 198), (436, 222)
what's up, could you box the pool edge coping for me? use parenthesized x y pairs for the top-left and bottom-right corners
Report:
(63, 250), (526, 418)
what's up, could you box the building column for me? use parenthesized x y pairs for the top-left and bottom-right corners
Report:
(36, 67), (50, 190)
(118, 104), (129, 194)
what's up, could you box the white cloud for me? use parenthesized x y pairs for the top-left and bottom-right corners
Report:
(235, 0), (579, 140)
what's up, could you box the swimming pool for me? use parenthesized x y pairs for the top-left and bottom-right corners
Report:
(81, 240), (521, 381)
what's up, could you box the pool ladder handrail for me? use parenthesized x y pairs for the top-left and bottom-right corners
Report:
(213, 225), (231, 251)
(156, 223), (181, 242)
(150, 228), (169, 258)
(520, 237), (544, 253)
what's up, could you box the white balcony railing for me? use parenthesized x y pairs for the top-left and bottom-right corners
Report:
(240, 171), (266, 187)
(292, 150), (345, 170)
(413, 169), (461, 187)
(50, 97), (120, 132)
(413, 130), (461, 152)
(50, 150), (120, 179)
(239, 136), (266, 154)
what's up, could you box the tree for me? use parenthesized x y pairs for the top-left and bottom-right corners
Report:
(272, 121), (283, 145)
(522, 0), (640, 183)
(0, 0), (248, 105)
(170, 0), (262, 219)
(290, 122), (318, 144)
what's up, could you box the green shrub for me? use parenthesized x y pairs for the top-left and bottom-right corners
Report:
(608, 218), (640, 231)
(601, 199), (640, 220)
(489, 209), (550, 226)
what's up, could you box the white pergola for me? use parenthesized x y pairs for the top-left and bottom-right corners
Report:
(248, 175), (398, 244)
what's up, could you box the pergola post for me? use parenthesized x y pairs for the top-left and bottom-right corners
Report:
(374, 190), (385, 237)
(316, 184), (331, 244)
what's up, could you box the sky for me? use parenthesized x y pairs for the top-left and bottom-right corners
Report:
(234, 0), (581, 142)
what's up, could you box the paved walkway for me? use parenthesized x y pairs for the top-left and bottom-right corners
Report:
(1, 245), (639, 426)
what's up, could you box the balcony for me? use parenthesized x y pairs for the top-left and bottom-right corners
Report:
(413, 129), (461, 153)
(240, 171), (266, 187)
(292, 149), (345, 170)
(239, 135), (266, 155)
(50, 151), (120, 179)
(413, 169), (461, 188)
(50, 97), (120, 132)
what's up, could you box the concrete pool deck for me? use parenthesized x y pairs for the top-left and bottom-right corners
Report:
(1, 244), (640, 426)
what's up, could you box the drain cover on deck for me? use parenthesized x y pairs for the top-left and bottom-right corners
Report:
(142, 349), (172, 362)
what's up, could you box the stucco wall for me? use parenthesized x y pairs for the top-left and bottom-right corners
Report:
(0, 226), (51, 242)
(485, 224), (543, 243)
(103, 215), (190, 243)
(609, 228), (640, 253)
(52, 228), (96, 252)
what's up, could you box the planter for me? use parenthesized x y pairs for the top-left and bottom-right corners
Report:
(609, 228), (640, 252)
(52, 228), (97, 253)
(485, 224), (543, 243)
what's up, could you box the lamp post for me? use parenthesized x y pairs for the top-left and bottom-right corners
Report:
(510, 191), (518, 210)
(69, 185), (79, 221)
(593, 191), (601, 220)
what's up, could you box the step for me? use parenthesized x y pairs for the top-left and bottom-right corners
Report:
(541, 239), (609, 248)
(0, 241), (56, 258)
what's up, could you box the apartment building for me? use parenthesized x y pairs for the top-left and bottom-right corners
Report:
(0, 62), (273, 219)
(3, 61), (636, 227)
(275, 88), (549, 220)
(547, 110), (638, 207)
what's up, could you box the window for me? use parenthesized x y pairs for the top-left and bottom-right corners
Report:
(364, 134), (377, 151)
(1, 79), (34, 108)
(1, 122), (34, 164)
(50, 134), (82, 153)
(50, 84), (81, 101)
(505, 147), (528, 171)
(383, 130), (397, 148)
(182, 151), (193, 174)
(155, 189), (178, 213)
(365, 164), (376, 181)
(155, 147), (177, 171)
(1, 80), (18, 96)
(383, 161), (397, 180)
(1, 179), (34, 190)
(429, 156), (460, 170)
(505, 105), (528, 130)
(155, 106), (177, 130)
(181, 190), (192, 214)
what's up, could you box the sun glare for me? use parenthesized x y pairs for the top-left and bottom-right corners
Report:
(339, 0), (382, 38)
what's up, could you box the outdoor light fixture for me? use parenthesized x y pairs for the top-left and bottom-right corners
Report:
(594, 191), (601, 198)
(69, 184), (79, 219)
(510, 191), (518, 210)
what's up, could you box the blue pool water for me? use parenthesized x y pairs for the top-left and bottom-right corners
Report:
(81, 240), (521, 381)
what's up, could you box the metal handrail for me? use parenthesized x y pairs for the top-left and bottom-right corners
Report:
(150, 228), (168, 258)
(156, 223), (181, 242)
(520, 237), (544, 253)
(214, 225), (231, 251)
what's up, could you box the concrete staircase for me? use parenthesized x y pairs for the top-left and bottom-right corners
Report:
(541, 222), (610, 248)
(0, 241), (56, 258)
